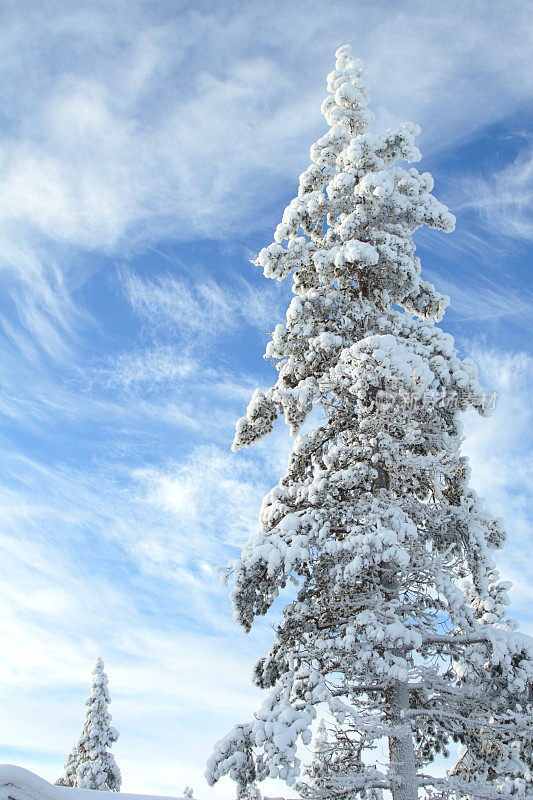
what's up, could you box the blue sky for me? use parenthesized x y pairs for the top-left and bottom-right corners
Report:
(0, 1), (532, 798)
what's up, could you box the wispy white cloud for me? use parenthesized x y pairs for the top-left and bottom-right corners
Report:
(121, 269), (286, 342)
(0, 437), (273, 595)
(457, 142), (533, 241)
(0, 237), (91, 363)
(123, 273), (237, 338)
(138, 444), (267, 549)
(424, 266), (533, 326)
(101, 346), (198, 390)
(462, 346), (533, 630)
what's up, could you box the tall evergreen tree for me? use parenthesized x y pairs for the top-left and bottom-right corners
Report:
(206, 46), (533, 800)
(56, 658), (121, 791)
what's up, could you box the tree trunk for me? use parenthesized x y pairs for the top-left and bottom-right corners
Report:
(387, 680), (418, 800)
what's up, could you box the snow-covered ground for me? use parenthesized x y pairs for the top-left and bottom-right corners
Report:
(0, 767), (184, 800)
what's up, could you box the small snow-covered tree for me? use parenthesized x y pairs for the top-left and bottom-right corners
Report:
(206, 45), (533, 800)
(56, 658), (121, 791)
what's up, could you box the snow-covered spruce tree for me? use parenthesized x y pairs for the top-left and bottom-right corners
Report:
(56, 658), (121, 791)
(205, 45), (533, 800)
